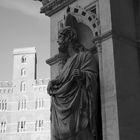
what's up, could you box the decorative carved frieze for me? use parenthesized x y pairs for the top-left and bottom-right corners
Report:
(38, 0), (77, 17)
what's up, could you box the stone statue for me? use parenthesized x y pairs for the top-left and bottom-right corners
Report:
(47, 26), (99, 140)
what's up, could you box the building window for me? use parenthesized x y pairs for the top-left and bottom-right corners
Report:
(17, 121), (26, 132)
(0, 100), (7, 111)
(35, 120), (44, 131)
(20, 81), (26, 92)
(0, 122), (6, 133)
(21, 68), (26, 77)
(35, 98), (44, 109)
(21, 56), (27, 63)
(18, 99), (26, 110)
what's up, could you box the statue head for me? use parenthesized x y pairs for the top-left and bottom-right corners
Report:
(57, 26), (77, 53)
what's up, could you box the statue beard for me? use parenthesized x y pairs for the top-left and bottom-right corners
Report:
(58, 43), (68, 54)
(58, 43), (69, 65)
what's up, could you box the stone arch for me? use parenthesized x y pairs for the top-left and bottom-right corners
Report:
(65, 7), (100, 44)
(64, 6), (100, 66)
(65, 6), (100, 50)
(66, 6), (100, 36)
(21, 68), (26, 77)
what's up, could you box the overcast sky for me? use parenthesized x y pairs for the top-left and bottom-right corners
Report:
(0, 0), (50, 81)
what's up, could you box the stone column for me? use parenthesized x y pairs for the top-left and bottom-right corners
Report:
(98, 0), (140, 140)
(98, 0), (120, 140)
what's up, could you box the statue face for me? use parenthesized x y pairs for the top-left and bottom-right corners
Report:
(57, 33), (65, 46)
(57, 33), (69, 54)
(57, 26), (77, 54)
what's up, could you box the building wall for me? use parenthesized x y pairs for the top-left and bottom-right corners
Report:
(113, 38), (140, 140)
(0, 82), (13, 140)
(108, 0), (140, 139)
(0, 48), (50, 140)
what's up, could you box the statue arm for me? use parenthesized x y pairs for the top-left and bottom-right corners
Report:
(75, 52), (98, 88)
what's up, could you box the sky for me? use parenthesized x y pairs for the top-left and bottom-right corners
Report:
(0, 0), (50, 81)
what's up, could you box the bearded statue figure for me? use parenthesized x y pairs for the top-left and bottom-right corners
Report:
(47, 26), (99, 140)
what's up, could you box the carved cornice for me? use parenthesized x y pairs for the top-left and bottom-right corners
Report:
(40, 0), (77, 17)
(93, 30), (112, 44)
(93, 30), (138, 46)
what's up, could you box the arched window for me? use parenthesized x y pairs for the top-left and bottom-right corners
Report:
(21, 68), (26, 76)
(21, 56), (26, 63)
(20, 81), (26, 92)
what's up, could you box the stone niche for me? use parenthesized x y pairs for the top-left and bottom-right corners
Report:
(45, 5), (103, 140)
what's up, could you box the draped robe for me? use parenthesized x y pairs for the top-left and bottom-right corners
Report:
(50, 51), (98, 140)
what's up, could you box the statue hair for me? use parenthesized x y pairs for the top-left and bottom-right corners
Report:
(58, 26), (87, 53)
